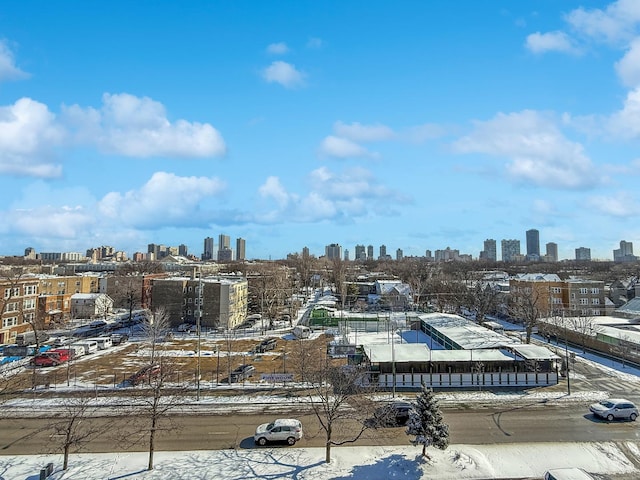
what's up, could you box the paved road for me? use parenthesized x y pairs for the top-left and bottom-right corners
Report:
(2, 400), (639, 456)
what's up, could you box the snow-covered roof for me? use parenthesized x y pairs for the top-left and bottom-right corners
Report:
(617, 297), (640, 315)
(70, 293), (102, 300)
(363, 343), (515, 363)
(510, 344), (560, 361)
(513, 273), (561, 282)
(419, 313), (517, 350)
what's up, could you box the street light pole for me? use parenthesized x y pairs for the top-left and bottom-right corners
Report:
(196, 269), (203, 401)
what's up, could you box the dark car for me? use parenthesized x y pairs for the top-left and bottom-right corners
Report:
(373, 401), (414, 427)
(255, 338), (277, 353)
(230, 364), (255, 382)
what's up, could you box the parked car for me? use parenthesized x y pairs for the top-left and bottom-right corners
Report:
(110, 333), (129, 345)
(31, 349), (71, 367)
(373, 401), (414, 426)
(230, 364), (255, 382)
(255, 338), (277, 353)
(254, 418), (303, 446)
(544, 467), (595, 480)
(589, 398), (638, 421)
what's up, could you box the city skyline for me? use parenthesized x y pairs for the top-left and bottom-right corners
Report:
(1, 2), (640, 260)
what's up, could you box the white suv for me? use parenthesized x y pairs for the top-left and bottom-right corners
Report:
(254, 419), (303, 446)
(589, 398), (638, 421)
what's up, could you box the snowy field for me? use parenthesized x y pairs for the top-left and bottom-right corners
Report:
(2, 442), (638, 479)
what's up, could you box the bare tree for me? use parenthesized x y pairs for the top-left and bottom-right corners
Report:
(570, 313), (595, 353)
(48, 394), (103, 470)
(141, 307), (171, 364)
(127, 355), (189, 470)
(305, 358), (377, 463)
(509, 285), (545, 344)
(465, 281), (500, 325)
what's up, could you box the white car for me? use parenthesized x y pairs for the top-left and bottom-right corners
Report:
(254, 419), (303, 446)
(589, 398), (638, 421)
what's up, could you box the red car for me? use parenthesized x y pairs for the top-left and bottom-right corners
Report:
(32, 349), (71, 367)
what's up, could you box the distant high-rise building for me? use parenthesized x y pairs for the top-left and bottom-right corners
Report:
(236, 238), (246, 261)
(178, 244), (188, 257)
(24, 247), (36, 259)
(480, 239), (497, 261)
(545, 242), (558, 262)
(501, 239), (521, 262)
(325, 243), (342, 260)
(396, 248), (403, 261)
(614, 240), (637, 262)
(367, 245), (374, 260)
(425, 249), (433, 260)
(218, 234), (230, 250)
(344, 249), (349, 261)
(302, 246), (310, 259)
(217, 247), (233, 262)
(355, 244), (366, 260)
(379, 245), (387, 259)
(575, 247), (591, 261)
(203, 237), (214, 261)
(526, 229), (540, 259)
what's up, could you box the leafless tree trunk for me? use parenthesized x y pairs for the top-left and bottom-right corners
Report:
(48, 394), (103, 470)
(305, 356), (377, 463)
(509, 286), (544, 344)
(141, 307), (171, 364)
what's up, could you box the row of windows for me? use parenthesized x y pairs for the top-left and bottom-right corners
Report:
(3, 285), (38, 298)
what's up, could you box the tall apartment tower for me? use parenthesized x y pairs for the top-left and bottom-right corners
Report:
(526, 229), (540, 257)
(203, 237), (214, 261)
(325, 243), (342, 260)
(344, 249), (350, 261)
(396, 248), (403, 261)
(236, 237), (246, 261)
(545, 242), (558, 262)
(218, 234), (231, 250)
(614, 240), (637, 262)
(379, 244), (387, 259)
(367, 245), (374, 260)
(302, 246), (310, 259)
(355, 244), (366, 260)
(178, 244), (188, 257)
(501, 239), (521, 262)
(480, 239), (497, 261)
(575, 247), (591, 261)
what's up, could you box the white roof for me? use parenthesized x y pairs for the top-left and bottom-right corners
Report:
(510, 344), (560, 361)
(419, 312), (517, 349)
(363, 344), (515, 363)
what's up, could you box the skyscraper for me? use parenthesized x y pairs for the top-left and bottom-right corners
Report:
(355, 244), (366, 260)
(575, 247), (591, 261)
(481, 239), (497, 261)
(526, 229), (540, 257)
(325, 243), (342, 260)
(501, 239), (520, 262)
(236, 237), (246, 261)
(379, 244), (387, 259)
(367, 245), (374, 260)
(218, 234), (230, 250)
(396, 248), (403, 260)
(545, 242), (558, 262)
(203, 237), (214, 261)
(614, 240), (637, 262)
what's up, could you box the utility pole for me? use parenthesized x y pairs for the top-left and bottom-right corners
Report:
(196, 268), (203, 401)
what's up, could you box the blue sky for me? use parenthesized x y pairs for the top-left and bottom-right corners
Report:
(1, 1), (639, 261)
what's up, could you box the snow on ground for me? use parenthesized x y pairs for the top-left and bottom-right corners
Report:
(2, 442), (638, 479)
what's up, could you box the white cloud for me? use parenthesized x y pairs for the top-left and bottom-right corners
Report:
(319, 136), (376, 159)
(63, 93), (227, 158)
(565, 0), (640, 44)
(0, 98), (65, 177)
(253, 167), (407, 224)
(98, 172), (226, 228)
(606, 87), (640, 138)
(333, 121), (395, 142)
(0, 40), (29, 82)
(261, 61), (305, 88)
(453, 110), (599, 189)
(266, 42), (289, 55)
(615, 38), (640, 87)
(588, 192), (639, 217)
(525, 31), (578, 54)
(258, 176), (291, 208)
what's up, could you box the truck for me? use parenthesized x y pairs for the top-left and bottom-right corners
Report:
(15, 331), (50, 346)
(292, 325), (311, 339)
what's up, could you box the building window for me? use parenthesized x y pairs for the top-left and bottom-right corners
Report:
(592, 298), (600, 305)
(579, 288), (588, 295)
(24, 285), (37, 295)
(5, 302), (18, 312)
(188, 298), (193, 304)
(579, 298), (589, 305)
(23, 299), (35, 310)
(581, 309), (588, 316)
(551, 287), (562, 294)
(591, 288), (599, 294)
(571, 293), (575, 299)
(2, 317), (18, 328)
(591, 309), (600, 315)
